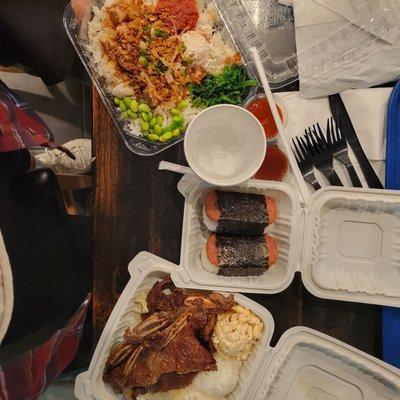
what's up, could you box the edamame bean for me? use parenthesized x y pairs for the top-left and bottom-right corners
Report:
(158, 136), (166, 142)
(122, 111), (129, 119)
(172, 128), (181, 137)
(162, 131), (172, 140)
(148, 134), (159, 141)
(156, 115), (163, 125)
(130, 100), (138, 113)
(138, 103), (151, 113)
(172, 115), (183, 124)
(140, 120), (149, 131)
(170, 108), (180, 116)
(119, 102), (127, 111)
(177, 100), (189, 111)
(123, 97), (132, 107)
(114, 97), (121, 105)
(147, 112), (153, 120)
(149, 117), (156, 128)
(127, 110), (137, 119)
(153, 124), (162, 135)
(141, 112), (148, 122)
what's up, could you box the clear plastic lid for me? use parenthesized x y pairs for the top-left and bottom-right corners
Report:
(295, 0), (400, 97)
(212, 0), (298, 89)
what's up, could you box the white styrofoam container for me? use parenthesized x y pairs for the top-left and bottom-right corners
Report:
(75, 252), (400, 400)
(177, 175), (400, 306)
(246, 326), (400, 400)
(75, 252), (274, 400)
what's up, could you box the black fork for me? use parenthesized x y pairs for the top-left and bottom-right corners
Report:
(292, 136), (321, 191)
(326, 117), (362, 187)
(305, 123), (343, 186)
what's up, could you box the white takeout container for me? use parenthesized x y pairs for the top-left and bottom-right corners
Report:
(177, 175), (400, 307)
(75, 252), (274, 400)
(75, 252), (400, 400)
(184, 105), (266, 187)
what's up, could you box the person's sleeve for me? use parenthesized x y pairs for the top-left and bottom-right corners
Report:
(0, 0), (77, 85)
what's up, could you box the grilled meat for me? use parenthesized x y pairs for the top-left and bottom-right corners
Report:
(103, 279), (234, 398)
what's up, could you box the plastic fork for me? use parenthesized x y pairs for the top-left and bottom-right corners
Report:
(291, 137), (321, 191)
(326, 117), (362, 187)
(305, 123), (343, 186)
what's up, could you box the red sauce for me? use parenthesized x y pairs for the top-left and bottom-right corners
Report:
(156, 0), (199, 32)
(254, 145), (288, 181)
(246, 97), (283, 139)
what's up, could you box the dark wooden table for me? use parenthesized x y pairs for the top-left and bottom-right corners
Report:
(92, 88), (382, 356)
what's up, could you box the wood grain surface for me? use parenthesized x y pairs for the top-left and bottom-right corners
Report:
(92, 88), (381, 356)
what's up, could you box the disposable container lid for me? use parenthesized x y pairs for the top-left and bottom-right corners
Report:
(213, 0), (298, 89)
(177, 175), (400, 307)
(74, 252), (400, 400)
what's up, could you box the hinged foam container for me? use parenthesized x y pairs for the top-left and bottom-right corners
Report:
(74, 252), (274, 400)
(75, 252), (400, 400)
(177, 175), (400, 306)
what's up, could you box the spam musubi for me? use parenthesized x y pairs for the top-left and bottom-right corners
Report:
(202, 233), (278, 276)
(203, 190), (278, 235)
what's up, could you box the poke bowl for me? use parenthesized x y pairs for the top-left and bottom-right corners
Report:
(64, 0), (259, 156)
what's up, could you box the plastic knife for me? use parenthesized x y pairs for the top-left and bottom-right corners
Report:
(329, 93), (383, 189)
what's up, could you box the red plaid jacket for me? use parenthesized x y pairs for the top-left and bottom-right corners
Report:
(0, 80), (74, 159)
(0, 296), (90, 400)
(0, 80), (54, 153)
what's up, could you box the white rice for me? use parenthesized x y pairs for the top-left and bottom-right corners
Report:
(191, 354), (242, 398)
(126, 119), (142, 137)
(201, 245), (219, 274)
(202, 206), (218, 232)
(182, 104), (203, 124)
(207, 32), (237, 75)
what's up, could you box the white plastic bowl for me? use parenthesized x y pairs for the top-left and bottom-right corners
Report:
(184, 105), (266, 186)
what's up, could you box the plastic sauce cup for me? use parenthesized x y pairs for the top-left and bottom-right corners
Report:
(244, 94), (288, 142)
(254, 144), (289, 182)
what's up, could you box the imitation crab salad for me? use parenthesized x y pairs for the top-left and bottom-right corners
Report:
(103, 278), (263, 399)
(88, 0), (257, 143)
